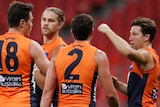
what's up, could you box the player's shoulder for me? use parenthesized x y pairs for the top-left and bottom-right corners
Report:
(96, 49), (107, 56)
(30, 40), (44, 54)
(95, 49), (108, 62)
(30, 40), (41, 47)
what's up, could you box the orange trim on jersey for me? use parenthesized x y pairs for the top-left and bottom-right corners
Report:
(129, 48), (160, 107)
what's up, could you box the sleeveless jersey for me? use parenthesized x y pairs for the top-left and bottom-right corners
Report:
(36, 37), (66, 107)
(128, 48), (160, 107)
(55, 41), (98, 107)
(0, 32), (35, 107)
(42, 37), (67, 60)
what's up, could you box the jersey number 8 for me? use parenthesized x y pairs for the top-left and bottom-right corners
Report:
(0, 41), (19, 72)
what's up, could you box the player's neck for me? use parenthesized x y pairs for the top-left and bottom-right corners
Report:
(143, 43), (152, 49)
(43, 34), (59, 44)
(8, 28), (24, 36)
(75, 40), (90, 44)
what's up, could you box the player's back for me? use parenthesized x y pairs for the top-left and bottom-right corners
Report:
(55, 41), (98, 107)
(0, 32), (36, 107)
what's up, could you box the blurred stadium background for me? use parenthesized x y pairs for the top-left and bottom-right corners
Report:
(0, 0), (160, 107)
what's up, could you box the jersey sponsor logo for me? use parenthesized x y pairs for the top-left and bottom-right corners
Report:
(61, 82), (83, 94)
(0, 74), (22, 87)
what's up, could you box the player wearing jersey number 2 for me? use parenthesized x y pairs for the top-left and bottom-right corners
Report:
(40, 13), (119, 107)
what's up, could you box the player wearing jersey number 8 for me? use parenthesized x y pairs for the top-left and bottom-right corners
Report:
(0, 1), (50, 107)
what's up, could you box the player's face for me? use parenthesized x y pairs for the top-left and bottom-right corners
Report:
(129, 26), (145, 50)
(24, 12), (33, 37)
(41, 10), (61, 36)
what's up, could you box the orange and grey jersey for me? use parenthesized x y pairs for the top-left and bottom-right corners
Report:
(42, 37), (67, 60)
(0, 33), (35, 107)
(128, 48), (160, 107)
(55, 41), (98, 107)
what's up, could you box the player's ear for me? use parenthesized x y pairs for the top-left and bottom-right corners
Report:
(58, 22), (64, 29)
(144, 34), (150, 42)
(90, 28), (94, 38)
(19, 19), (26, 28)
(70, 29), (74, 38)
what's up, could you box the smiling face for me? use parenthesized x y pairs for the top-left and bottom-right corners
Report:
(129, 26), (146, 50)
(41, 10), (61, 37)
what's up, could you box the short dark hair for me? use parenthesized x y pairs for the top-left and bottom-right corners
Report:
(8, 1), (33, 27)
(131, 17), (156, 42)
(71, 13), (93, 40)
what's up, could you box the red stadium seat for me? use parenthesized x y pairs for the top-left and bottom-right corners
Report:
(122, 1), (139, 37)
(64, 0), (77, 25)
(93, 0), (107, 7)
(109, 8), (124, 36)
(76, 0), (92, 13)
(138, 0), (153, 18)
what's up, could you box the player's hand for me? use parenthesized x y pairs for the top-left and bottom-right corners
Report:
(97, 23), (111, 34)
(112, 75), (119, 89)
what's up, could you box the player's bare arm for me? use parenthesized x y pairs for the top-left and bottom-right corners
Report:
(95, 49), (119, 107)
(30, 40), (50, 75)
(34, 44), (65, 90)
(40, 59), (57, 107)
(97, 23), (155, 71)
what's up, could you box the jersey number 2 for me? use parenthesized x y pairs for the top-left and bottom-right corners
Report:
(64, 48), (82, 80)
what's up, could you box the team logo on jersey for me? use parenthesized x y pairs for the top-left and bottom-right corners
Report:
(45, 52), (48, 57)
(151, 88), (158, 100)
(61, 82), (83, 94)
(129, 65), (133, 70)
